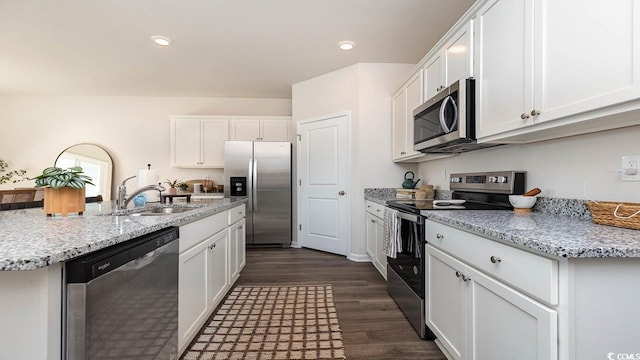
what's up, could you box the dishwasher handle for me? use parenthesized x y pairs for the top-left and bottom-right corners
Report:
(65, 227), (179, 283)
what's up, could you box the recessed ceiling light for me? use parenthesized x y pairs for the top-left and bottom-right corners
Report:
(338, 41), (356, 51)
(151, 35), (172, 46)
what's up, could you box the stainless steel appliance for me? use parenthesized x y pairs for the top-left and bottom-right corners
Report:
(385, 171), (525, 340)
(224, 141), (292, 247)
(413, 78), (500, 154)
(64, 227), (179, 360)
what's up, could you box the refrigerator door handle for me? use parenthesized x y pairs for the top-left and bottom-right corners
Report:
(248, 158), (253, 211)
(253, 159), (258, 211)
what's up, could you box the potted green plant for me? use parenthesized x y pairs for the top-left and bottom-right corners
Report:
(176, 182), (189, 192)
(32, 166), (94, 216)
(164, 179), (181, 195)
(0, 159), (27, 185)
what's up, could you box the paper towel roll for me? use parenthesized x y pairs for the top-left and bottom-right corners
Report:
(138, 169), (159, 202)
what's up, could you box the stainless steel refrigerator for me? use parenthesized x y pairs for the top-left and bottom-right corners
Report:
(224, 141), (292, 247)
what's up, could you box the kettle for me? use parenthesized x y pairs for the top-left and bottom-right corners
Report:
(402, 171), (421, 189)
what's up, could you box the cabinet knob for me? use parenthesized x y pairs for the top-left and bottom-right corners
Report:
(436, 233), (444, 239)
(209, 243), (216, 250)
(371, 219), (376, 223)
(490, 256), (501, 263)
(400, 151), (406, 155)
(455, 270), (462, 278)
(520, 113), (530, 120)
(461, 274), (471, 282)
(530, 109), (541, 116)
(338, 191), (346, 196)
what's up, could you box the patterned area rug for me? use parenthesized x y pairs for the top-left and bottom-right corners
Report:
(182, 285), (346, 360)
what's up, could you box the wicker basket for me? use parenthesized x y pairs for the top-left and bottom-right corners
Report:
(586, 201), (640, 230)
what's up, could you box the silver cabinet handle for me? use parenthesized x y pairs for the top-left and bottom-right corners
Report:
(208, 244), (216, 250)
(455, 271), (462, 278)
(400, 151), (406, 155)
(436, 233), (444, 239)
(530, 109), (541, 116)
(338, 191), (346, 196)
(371, 219), (376, 223)
(520, 113), (530, 120)
(461, 274), (471, 282)
(490, 256), (502, 263)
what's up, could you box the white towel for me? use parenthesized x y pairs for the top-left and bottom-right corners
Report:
(383, 208), (401, 258)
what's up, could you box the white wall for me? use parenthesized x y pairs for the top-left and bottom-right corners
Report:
(417, 125), (640, 203)
(292, 63), (417, 259)
(0, 94), (291, 196)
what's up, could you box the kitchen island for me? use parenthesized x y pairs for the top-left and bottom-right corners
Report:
(0, 198), (247, 360)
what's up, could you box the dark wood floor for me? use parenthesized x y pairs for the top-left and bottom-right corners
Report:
(237, 247), (446, 360)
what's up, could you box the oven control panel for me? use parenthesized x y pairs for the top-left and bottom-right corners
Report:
(450, 171), (525, 194)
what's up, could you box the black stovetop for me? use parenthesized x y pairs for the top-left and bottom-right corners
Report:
(386, 191), (514, 214)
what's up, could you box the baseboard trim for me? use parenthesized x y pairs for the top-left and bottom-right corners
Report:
(290, 241), (301, 248)
(348, 253), (372, 262)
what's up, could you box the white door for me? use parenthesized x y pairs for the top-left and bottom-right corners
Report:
(297, 113), (350, 256)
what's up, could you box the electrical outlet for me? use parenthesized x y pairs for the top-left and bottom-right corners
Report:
(621, 155), (640, 181)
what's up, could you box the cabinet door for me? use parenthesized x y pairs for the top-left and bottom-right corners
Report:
(207, 231), (229, 311)
(404, 71), (423, 158)
(260, 119), (290, 141)
(228, 219), (245, 284)
(426, 246), (467, 360)
(201, 119), (229, 168)
(536, 0), (639, 124)
(237, 218), (246, 272)
(444, 21), (473, 87)
(468, 265), (557, 360)
(391, 89), (407, 160)
(424, 52), (443, 101)
(474, 0), (534, 138)
(172, 118), (201, 167)
(374, 215), (387, 280)
(365, 212), (377, 262)
(230, 119), (261, 141)
(178, 239), (209, 351)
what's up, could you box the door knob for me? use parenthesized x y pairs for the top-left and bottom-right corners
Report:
(338, 191), (346, 196)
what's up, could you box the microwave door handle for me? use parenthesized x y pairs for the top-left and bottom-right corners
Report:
(439, 96), (458, 133)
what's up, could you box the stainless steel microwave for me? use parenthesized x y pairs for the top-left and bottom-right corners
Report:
(412, 78), (499, 154)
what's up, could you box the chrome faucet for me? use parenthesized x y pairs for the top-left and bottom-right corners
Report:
(117, 175), (165, 210)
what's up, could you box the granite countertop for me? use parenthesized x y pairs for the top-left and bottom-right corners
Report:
(0, 198), (247, 271)
(364, 188), (640, 259)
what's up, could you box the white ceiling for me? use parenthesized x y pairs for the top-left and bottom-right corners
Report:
(0, 0), (476, 98)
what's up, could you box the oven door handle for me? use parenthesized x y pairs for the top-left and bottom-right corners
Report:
(396, 211), (423, 224)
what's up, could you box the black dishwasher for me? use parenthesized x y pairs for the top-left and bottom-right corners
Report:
(64, 227), (179, 360)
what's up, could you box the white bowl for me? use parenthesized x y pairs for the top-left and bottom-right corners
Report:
(508, 195), (537, 210)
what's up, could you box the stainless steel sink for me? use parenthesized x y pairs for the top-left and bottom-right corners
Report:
(130, 207), (196, 216)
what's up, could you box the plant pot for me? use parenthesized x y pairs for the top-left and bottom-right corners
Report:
(168, 188), (177, 195)
(44, 187), (85, 217)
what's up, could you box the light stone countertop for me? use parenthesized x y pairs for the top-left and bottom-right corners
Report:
(0, 198), (247, 271)
(364, 190), (640, 259)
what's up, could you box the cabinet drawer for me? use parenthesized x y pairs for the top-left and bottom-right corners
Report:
(365, 200), (386, 219)
(180, 211), (228, 253)
(426, 220), (558, 305)
(228, 204), (246, 225)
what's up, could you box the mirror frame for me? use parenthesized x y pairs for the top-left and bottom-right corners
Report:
(55, 143), (114, 200)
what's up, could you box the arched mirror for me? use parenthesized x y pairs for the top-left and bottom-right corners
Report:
(55, 144), (113, 200)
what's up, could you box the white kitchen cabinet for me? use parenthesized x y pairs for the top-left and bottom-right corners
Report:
(229, 117), (291, 141)
(178, 235), (210, 350)
(424, 21), (473, 102)
(206, 230), (229, 311)
(475, 0), (640, 143)
(171, 116), (229, 168)
(178, 207), (246, 355)
(427, 246), (467, 360)
(365, 201), (387, 279)
(427, 245), (557, 360)
(392, 71), (424, 161)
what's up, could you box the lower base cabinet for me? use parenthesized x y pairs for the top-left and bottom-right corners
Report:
(365, 201), (387, 279)
(427, 245), (557, 360)
(178, 205), (246, 355)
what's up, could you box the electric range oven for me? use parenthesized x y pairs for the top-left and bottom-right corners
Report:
(385, 171), (525, 340)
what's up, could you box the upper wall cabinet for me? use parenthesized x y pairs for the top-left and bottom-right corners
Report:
(475, 0), (640, 143)
(392, 71), (424, 161)
(170, 116), (229, 168)
(424, 21), (474, 102)
(229, 117), (291, 142)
